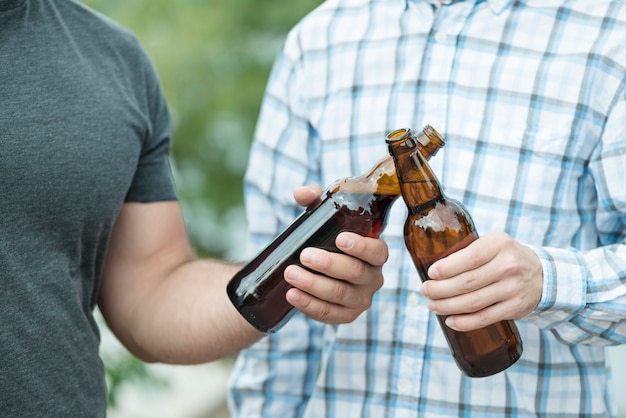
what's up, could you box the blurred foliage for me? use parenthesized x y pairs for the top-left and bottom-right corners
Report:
(104, 350), (167, 409)
(83, 0), (321, 259)
(81, 0), (321, 411)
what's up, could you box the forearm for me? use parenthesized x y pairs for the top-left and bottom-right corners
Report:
(105, 258), (263, 364)
(100, 190), (387, 363)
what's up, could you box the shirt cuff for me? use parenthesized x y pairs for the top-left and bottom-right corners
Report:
(523, 245), (587, 328)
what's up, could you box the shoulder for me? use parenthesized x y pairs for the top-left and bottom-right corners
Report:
(48, 1), (158, 83)
(45, 0), (148, 62)
(293, 0), (379, 34)
(48, 0), (137, 39)
(283, 0), (380, 58)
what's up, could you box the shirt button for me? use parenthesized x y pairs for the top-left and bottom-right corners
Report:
(408, 292), (420, 307)
(397, 379), (412, 395)
(434, 31), (448, 43)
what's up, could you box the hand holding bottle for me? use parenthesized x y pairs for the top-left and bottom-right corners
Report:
(387, 126), (523, 377)
(286, 184), (388, 325)
(227, 127), (443, 333)
(420, 231), (544, 332)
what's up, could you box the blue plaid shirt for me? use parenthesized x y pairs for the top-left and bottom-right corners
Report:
(228, 0), (626, 416)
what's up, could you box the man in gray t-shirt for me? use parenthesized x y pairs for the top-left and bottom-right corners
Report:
(0, 1), (389, 415)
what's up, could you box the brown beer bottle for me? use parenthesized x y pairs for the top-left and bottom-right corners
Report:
(227, 127), (444, 333)
(386, 126), (523, 377)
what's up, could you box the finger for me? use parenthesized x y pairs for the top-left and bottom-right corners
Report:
(444, 300), (515, 332)
(335, 232), (389, 267)
(285, 288), (360, 325)
(421, 266), (494, 300)
(426, 280), (511, 316)
(293, 185), (324, 207)
(298, 245), (385, 290)
(284, 264), (371, 310)
(427, 236), (496, 280)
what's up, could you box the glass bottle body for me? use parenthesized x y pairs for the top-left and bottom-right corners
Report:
(227, 189), (397, 333)
(227, 127), (443, 334)
(387, 128), (523, 377)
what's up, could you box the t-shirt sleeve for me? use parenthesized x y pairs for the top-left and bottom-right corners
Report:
(125, 53), (178, 203)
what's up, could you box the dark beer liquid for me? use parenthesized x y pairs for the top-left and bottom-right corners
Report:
(405, 197), (523, 377)
(227, 191), (397, 333)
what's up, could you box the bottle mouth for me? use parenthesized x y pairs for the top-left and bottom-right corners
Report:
(422, 125), (446, 147)
(385, 128), (413, 144)
(385, 126), (446, 149)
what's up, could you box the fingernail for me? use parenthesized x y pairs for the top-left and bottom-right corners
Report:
(336, 234), (354, 250)
(428, 266), (439, 279)
(285, 266), (300, 283)
(300, 248), (314, 264)
(286, 289), (301, 304)
(419, 282), (428, 297)
(445, 317), (457, 330)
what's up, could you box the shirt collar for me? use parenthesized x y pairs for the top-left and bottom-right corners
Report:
(484, 0), (512, 14)
(405, 0), (512, 15)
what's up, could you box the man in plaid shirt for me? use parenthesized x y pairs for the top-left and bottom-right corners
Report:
(229, 0), (626, 416)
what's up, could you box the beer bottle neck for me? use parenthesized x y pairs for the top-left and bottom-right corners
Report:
(394, 148), (443, 208)
(386, 128), (445, 209)
(334, 126), (445, 197)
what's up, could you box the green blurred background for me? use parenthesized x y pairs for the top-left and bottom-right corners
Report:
(83, 0), (321, 260)
(79, 0), (321, 414)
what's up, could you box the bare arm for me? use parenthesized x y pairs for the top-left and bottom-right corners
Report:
(98, 201), (255, 364)
(99, 191), (387, 364)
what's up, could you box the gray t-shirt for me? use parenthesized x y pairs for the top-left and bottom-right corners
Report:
(0, 0), (177, 415)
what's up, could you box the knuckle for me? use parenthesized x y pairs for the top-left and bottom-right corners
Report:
(501, 258), (522, 277)
(461, 273), (478, 291)
(467, 291), (483, 311)
(356, 292), (373, 311)
(466, 247), (482, 270)
(373, 242), (389, 266)
(494, 231), (511, 245)
(478, 309), (492, 327)
(348, 259), (366, 282)
(315, 302), (333, 321)
(348, 310), (361, 323)
(513, 296), (530, 317)
(332, 280), (348, 302)
(380, 244), (390, 263)
(374, 274), (384, 290)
